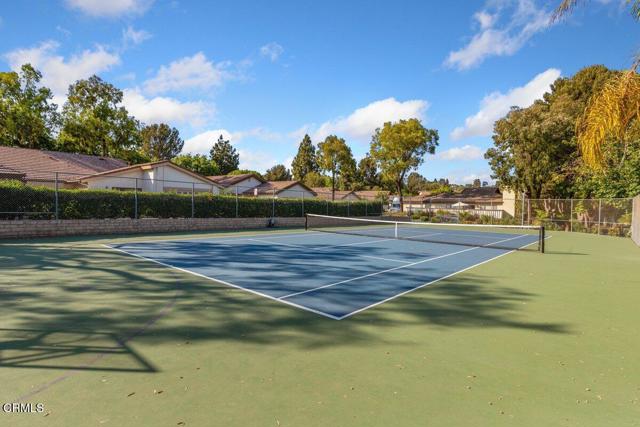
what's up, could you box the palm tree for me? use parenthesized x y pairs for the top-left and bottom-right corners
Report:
(553, 0), (640, 169)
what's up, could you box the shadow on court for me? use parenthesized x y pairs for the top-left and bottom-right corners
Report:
(0, 239), (571, 377)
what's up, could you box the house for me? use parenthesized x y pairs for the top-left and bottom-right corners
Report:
(0, 147), (222, 193)
(79, 160), (223, 194)
(353, 190), (389, 201)
(422, 186), (516, 218)
(208, 173), (265, 193)
(311, 187), (360, 201)
(0, 146), (128, 188)
(244, 181), (316, 199)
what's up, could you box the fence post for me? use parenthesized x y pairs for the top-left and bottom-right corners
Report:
(272, 189), (276, 218)
(235, 186), (239, 218)
(54, 172), (59, 220)
(191, 182), (195, 218)
(348, 199), (351, 217)
(520, 192), (525, 225)
(134, 178), (138, 219)
(570, 198), (574, 232)
(598, 199), (602, 235)
(326, 199), (329, 215)
(365, 198), (368, 216)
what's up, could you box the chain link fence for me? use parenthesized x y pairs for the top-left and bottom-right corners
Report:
(632, 196), (640, 246)
(515, 197), (634, 237)
(0, 169), (386, 220)
(396, 194), (636, 238)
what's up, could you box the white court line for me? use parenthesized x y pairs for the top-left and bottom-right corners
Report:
(279, 233), (530, 300)
(314, 237), (395, 250)
(247, 238), (411, 264)
(337, 236), (549, 320)
(359, 255), (412, 264)
(246, 238), (301, 248)
(102, 234), (551, 321)
(110, 229), (319, 247)
(103, 244), (341, 320)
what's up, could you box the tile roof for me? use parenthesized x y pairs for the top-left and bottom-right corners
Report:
(424, 186), (503, 203)
(243, 181), (315, 196)
(78, 160), (222, 186)
(311, 187), (359, 200)
(207, 173), (265, 187)
(0, 146), (128, 182)
(354, 190), (389, 199)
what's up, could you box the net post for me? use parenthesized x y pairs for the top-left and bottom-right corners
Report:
(304, 213), (308, 231)
(394, 222), (398, 238)
(539, 225), (545, 253)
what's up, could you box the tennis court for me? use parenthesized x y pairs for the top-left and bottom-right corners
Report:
(109, 215), (544, 319)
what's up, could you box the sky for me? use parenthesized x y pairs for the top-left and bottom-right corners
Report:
(1, 0), (638, 184)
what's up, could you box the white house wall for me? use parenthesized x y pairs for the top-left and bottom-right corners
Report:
(276, 185), (316, 199)
(84, 165), (220, 194)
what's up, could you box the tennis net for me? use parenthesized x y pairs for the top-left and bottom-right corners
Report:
(305, 214), (546, 253)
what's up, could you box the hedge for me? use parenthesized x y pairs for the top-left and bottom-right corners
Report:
(0, 181), (383, 220)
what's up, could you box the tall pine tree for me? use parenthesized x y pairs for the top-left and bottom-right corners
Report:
(291, 134), (318, 180)
(209, 134), (239, 174)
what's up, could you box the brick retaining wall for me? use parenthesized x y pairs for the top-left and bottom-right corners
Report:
(0, 217), (306, 239)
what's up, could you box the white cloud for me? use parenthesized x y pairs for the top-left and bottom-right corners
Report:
(447, 170), (494, 185)
(122, 26), (152, 46)
(182, 130), (234, 155)
(260, 42), (284, 62)
(438, 145), (484, 160)
(122, 88), (214, 127)
(65, 0), (153, 17)
(4, 40), (120, 102)
(445, 0), (553, 70)
(238, 149), (278, 173)
(143, 52), (234, 94)
(312, 97), (429, 142)
(450, 68), (560, 140)
(474, 11), (496, 30)
(183, 128), (281, 155)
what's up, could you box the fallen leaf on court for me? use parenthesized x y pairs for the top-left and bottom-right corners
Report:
(127, 392), (135, 397)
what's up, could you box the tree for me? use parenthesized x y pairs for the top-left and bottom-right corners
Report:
(0, 64), (60, 149)
(141, 123), (184, 161)
(229, 169), (264, 179)
(485, 65), (622, 198)
(553, 0), (640, 169)
(291, 134), (318, 180)
(209, 135), (239, 174)
(357, 153), (381, 189)
(172, 154), (220, 176)
(264, 164), (292, 181)
(473, 178), (481, 188)
(370, 119), (438, 209)
(406, 172), (428, 194)
(303, 171), (330, 188)
(58, 75), (141, 158)
(485, 103), (574, 198)
(317, 135), (356, 200)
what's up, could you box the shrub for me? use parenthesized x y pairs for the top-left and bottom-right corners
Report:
(0, 182), (382, 220)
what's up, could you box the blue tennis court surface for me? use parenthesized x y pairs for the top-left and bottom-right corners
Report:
(108, 226), (541, 320)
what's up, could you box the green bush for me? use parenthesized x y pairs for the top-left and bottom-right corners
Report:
(0, 182), (383, 220)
